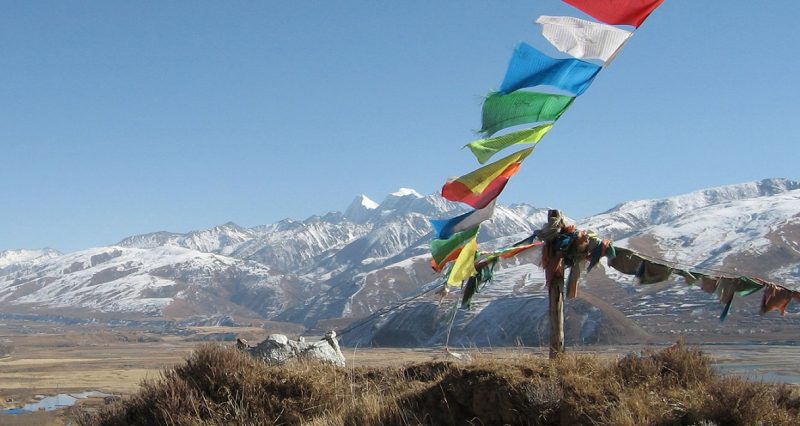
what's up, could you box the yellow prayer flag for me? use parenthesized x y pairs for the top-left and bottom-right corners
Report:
(454, 147), (533, 194)
(448, 236), (478, 286)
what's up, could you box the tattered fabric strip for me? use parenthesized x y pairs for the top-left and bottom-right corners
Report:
(499, 43), (601, 95)
(461, 260), (498, 309)
(761, 283), (796, 316)
(607, 247), (643, 275)
(566, 258), (585, 299)
(536, 15), (632, 63)
(635, 259), (672, 284)
(717, 277), (765, 321)
(481, 91), (574, 136)
(430, 225), (480, 271)
(587, 238), (614, 272)
(562, 0), (664, 28)
(448, 236), (478, 285)
(441, 147), (533, 209)
(699, 275), (719, 294)
(430, 200), (496, 240)
(466, 124), (552, 164)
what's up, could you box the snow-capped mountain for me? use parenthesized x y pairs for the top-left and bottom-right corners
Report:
(0, 248), (61, 270)
(1, 178), (798, 346)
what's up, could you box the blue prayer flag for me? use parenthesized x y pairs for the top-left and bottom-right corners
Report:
(430, 201), (496, 240)
(499, 43), (601, 96)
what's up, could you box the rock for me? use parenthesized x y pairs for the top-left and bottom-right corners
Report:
(246, 330), (345, 367)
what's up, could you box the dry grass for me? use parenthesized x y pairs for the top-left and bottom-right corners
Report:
(76, 341), (800, 426)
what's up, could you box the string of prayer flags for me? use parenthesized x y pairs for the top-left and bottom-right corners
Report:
(448, 236), (479, 285)
(536, 16), (633, 63)
(529, 211), (799, 320)
(466, 124), (552, 164)
(562, 0), (664, 28)
(499, 43), (601, 96)
(479, 241), (544, 264)
(480, 91), (574, 136)
(441, 147), (533, 209)
(430, 200), (496, 240)
(429, 0), (667, 303)
(430, 226), (480, 272)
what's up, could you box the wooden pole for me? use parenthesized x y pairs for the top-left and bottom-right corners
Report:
(548, 264), (565, 358)
(545, 209), (565, 359)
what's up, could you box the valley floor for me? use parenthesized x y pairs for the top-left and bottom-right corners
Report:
(1, 322), (799, 425)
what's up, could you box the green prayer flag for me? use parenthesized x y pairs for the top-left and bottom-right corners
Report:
(736, 276), (765, 296)
(430, 226), (480, 265)
(480, 91), (574, 136)
(466, 124), (553, 164)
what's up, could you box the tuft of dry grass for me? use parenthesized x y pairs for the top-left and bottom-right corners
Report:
(76, 341), (800, 425)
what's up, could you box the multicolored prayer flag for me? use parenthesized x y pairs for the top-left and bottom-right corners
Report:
(448, 236), (478, 285)
(442, 147), (533, 209)
(430, 200), (496, 240)
(430, 225), (480, 272)
(432, 248), (462, 273)
(481, 91), (574, 136)
(536, 16), (632, 63)
(562, 0), (664, 28)
(499, 43), (601, 95)
(466, 124), (552, 164)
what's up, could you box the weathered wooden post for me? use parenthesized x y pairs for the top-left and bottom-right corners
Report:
(545, 209), (565, 358)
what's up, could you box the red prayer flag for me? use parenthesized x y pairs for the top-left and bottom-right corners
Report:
(442, 162), (522, 209)
(562, 0), (664, 28)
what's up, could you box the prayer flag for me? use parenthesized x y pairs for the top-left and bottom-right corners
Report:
(536, 16), (633, 63)
(448, 236), (478, 285)
(562, 0), (664, 28)
(466, 124), (552, 164)
(499, 43), (601, 95)
(481, 91), (574, 136)
(761, 283), (795, 316)
(476, 241), (543, 269)
(432, 247), (461, 273)
(430, 200), (496, 240)
(442, 147), (533, 209)
(430, 226), (480, 272)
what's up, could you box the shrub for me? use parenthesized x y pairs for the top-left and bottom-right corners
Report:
(76, 343), (800, 426)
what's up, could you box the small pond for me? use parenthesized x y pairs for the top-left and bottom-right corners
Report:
(2, 390), (111, 414)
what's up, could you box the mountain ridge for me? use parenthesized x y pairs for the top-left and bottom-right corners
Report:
(1, 178), (798, 346)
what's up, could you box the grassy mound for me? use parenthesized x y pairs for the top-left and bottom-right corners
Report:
(77, 343), (800, 425)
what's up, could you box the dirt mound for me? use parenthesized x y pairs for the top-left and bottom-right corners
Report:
(77, 343), (800, 425)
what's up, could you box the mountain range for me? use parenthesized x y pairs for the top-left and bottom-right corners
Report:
(1, 178), (798, 346)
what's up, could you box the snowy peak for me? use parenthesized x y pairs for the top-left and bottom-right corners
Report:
(391, 188), (422, 198)
(117, 222), (254, 255)
(582, 178), (800, 239)
(378, 188), (423, 211)
(0, 248), (61, 269)
(344, 195), (379, 224)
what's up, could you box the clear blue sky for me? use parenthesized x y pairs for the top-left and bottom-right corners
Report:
(2, 1), (798, 252)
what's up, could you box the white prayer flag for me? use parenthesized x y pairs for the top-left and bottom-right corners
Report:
(536, 16), (632, 63)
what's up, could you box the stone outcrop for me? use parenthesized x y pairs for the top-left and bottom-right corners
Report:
(246, 331), (345, 367)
